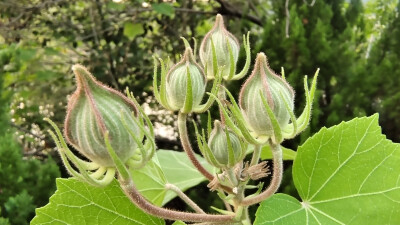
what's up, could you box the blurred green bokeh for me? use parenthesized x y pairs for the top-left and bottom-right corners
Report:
(0, 0), (399, 224)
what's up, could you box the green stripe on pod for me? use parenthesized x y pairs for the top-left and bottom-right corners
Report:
(165, 48), (206, 111)
(199, 14), (240, 80)
(239, 53), (295, 139)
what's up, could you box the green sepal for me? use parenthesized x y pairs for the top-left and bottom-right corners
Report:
(45, 118), (114, 187)
(192, 37), (198, 61)
(211, 38), (218, 79)
(223, 87), (262, 145)
(207, 110), (212, 139)
(152, 56), (162, 103)
(201, 131), (224, 168)
(225, 127), (236, 166)
(259, 91), (282, 144)
(280, 90), (298, 138)
(226, 40), (235, 80)
(159, 57), (173, 110)
(281, 67), (286, 81)
(182, 68), (193, 113)
(120, 112), (147, 169)
(192, 120), (207, 157)
(295, 69), (319, 134)
(193, 68), (222, 113)
(211, 206), (236, 216)
(232, 32), (251, 81)
(104, 131), (130, 182)
(180, 37), (191, 49)
(126, 88), (155, 137)
(207, 93), (242, 136)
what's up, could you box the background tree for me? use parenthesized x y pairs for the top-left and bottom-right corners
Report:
(0, 0), (399, 223)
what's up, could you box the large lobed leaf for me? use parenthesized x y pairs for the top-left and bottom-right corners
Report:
(31, 179), (164, 225)
(157, 150), (214, 205)
(255, 115), (400, 225)
(130, 155), (168, 206)
(31, 150), (212, 224)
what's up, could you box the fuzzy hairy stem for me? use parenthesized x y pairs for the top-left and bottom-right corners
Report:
(120, 179), (234, 222)
(165, 183), (205, 214)
(240, 141), (283, 206)
(250, 144), (262, 166)
(178, 112), (215, 180)
(178, 112), (233, 194)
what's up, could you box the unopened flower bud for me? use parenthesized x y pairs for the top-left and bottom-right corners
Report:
(64, 65), (142, 167)
(199, 14), (240, 79)
(207, 120), (243, 168)
(166, 48), (206, 110)
(239, 53), (294, 137)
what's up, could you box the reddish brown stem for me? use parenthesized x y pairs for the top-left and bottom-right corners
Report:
(178, 112), (233, 194)
(120, 179), (234, 222)
(178, 112), (214, 181)
(240, 141), (283, 206)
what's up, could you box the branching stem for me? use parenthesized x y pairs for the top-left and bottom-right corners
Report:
(240, 141), (283, 206)
(165, 183), (205, 214)
(250, 144), (262, 166)
(178, 112), (214, 181)
(120, 179), (234, 222)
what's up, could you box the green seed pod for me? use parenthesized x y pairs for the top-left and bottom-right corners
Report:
(64, 65), (142, 167)
(166, 48), (206, 111)
(199, 14), (240, 79)
(207, 120), (243, 168)
(239, 53), (295, 137)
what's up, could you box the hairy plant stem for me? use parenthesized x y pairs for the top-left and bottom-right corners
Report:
(120, 178), (234, 222)
(165, 183), (205, 214)
(232, 184), (251, 224)
(250, 144), (262, 166)
(178, 112), (214, 181)
(178, 112), (233, 195)
(240, 141), (283, 206)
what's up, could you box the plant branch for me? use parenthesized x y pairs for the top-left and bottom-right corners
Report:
(240, 141), (283, 206)
(178, 112), (233, 194)
(165, 183), (205, 214)
(120, 178), (234, 222)
(178, 112), (214, 181)
(250, 144), (261, 166)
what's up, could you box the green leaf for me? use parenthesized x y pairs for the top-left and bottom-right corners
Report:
(247, 144), (296, 160)
(172, 221), (186, 225)
(31, 178), (164, 225)
(131, 155), (167, 206)
(260, 145), (297, 161)
(152, 3), (175, 17)
(123, 22), (144, 40)
(156, 150), (214, 205)
(255, 115), (400, 225)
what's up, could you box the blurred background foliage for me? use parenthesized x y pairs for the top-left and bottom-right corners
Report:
(0, 0), (399, 224)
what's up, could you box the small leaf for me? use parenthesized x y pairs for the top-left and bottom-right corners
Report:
(157, 150), (214, 205)
(31, 178), (164, 225)
(255, 115), (400, 225)
(123, 22), (144, 40)
(152, 3), (175, 17)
